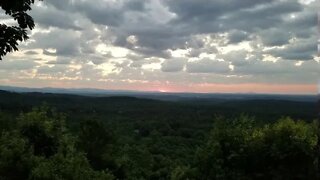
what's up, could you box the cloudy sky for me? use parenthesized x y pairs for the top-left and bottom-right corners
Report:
(0, 0), (319, 94)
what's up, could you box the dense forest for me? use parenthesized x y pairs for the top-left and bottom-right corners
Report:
(0, 90), (318, 179)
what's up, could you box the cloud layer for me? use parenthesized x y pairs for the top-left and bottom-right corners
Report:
(0, 0), (318, 93)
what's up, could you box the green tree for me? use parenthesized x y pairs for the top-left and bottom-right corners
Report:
(0, 106), (114, 179)
(0, 132), (34, 180)
(77, 120), (114, 170)
(17, 106), (65, 157)
(194, 116), (318, 180)
(257, 118), (317, 179)
(77, 119), (124, 179)
(170, 165), (196, 180)
(0, 0), (41, 60)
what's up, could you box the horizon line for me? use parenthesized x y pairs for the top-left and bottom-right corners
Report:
(0, 85), (317, 96)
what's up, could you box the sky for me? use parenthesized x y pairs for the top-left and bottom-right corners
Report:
(0, 0), (319, 94)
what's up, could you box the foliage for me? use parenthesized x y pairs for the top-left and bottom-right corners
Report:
(194, 116), (318, 180)
(0, 0), (41, 60)
(170, 166), (196, 180)
(77, 119), (125, 179)
(0, 106), (114, 179)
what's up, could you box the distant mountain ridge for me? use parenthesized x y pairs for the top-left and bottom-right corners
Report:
(0, 85), (317, 102)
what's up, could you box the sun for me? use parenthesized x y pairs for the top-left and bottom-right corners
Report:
(159, 89), (168, 93)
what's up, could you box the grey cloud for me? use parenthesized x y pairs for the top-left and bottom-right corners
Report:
(167, 0), (275, 24)
(186, 58), (230, 73)
(231, 60), (320, 84)
(43, 0), (311, 60)
(46, 0), (74, 11)
(283, 1), (317, 39)
(186, 36), (219, 57)
(288, 11), (316, 29)
(37, 63), (104, 81)
(77, 3), (124, 26)
(219, 0), (302, 32)
(72, 0), (149, 27)
(24, 51), (39, 55)
(233, 60), (292, 75)
(47, 58), (72, 65)
(259, 28), (292, 46)
(227, 30), (250, 44)
(130, 0), (304, 57)
(43, 49), (56, 56)
(187, 45), (218, 58)
(90, 56), (109, 65)
(161, 58), (186, 72)
(267, 38), (317, 60)
(185, 37), (205, 49)
(124, 0), (146, 11)
(132, 47), (172, 59)
(2, 0), (317, 87)
(30, 29), (81, 57)
(0, 60), (38, 70)
(187, 49), (202, 58)
(37, 65), (68, 74)
(126, 53), (143, 61)
(220, 50), (250, 66)
(113, 60), (131, 69)
(130, 58), (161, 68)
(129, 61), (143, 68)
(79, 64), (104, 80)
(31, 5), (82, 30)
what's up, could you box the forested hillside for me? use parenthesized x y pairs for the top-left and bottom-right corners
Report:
(0, 91), (318, 179)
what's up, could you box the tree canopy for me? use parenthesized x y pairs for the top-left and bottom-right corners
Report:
(0, 0), (40, 60)
(0, 106), (114, 179)
(0, 91), (318, 179)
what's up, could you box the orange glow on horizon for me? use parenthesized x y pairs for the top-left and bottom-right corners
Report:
(152, 83), (317, 94)
(1, 80), (317, 95)
(191, 83), (317, 94)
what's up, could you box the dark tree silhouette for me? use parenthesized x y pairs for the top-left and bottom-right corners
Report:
(0, 0), (41, 60)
